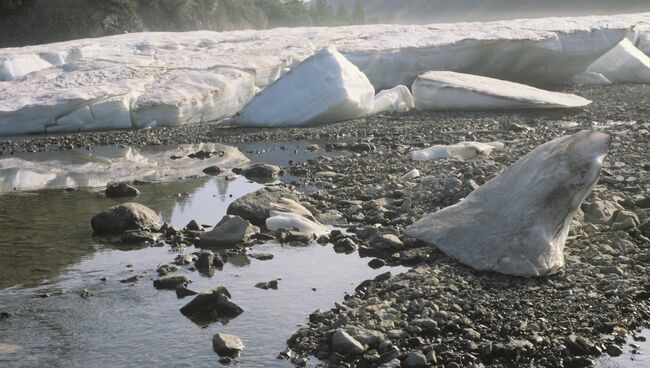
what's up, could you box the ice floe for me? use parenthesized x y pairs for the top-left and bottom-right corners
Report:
(406, 130), (610, 276)
(0, 12), (648, 134)
(412, 71), (592, 110)
(234, 47), (374, 127)
(371, 85), (414, 114)
(0, 143), (249, 193)
(588, 39), (650, 84)
(411, 141), (504, 161)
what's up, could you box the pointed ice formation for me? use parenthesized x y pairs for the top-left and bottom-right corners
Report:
(588, 39), (650, 84)
(412, 71), (592, 111)
(406, 130), (610, 277)
(371, 85), (414, 114)
(234, 47), (374, 127)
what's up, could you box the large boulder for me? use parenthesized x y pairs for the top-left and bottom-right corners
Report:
(91, 202), (160, 234)
(227, 187), (314, 226)
(406, 130), (610, 276)
(180, 286), (243, 325)
(234, 47), (375, 127)
(412, 71), (591, 110)
(199, 216), (259, 249)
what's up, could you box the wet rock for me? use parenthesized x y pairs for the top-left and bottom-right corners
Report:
(153, 275), (189, 290)
(174, 254), (198, 266)
(605, 344), (623, 357)
(212, 333), (244, 358)
(332, 330), (366, 356)
(180, 286), (244, 325)
(255, 280), (279, 290)
(195, 250), (215, 270)
(199, 215), (259, 248)
(227, 187), (312, 226)
(368, 258), (386, 269)
(564, 334), (597, 356)
(119, 274), (143, 284)
(175, 286), (198, 299)
(202, 166), (222, 175)
(121, 229), (156, 244)
(248, 253), (274, 261)
(105, 183), (140, 198)
(240, 163), (283, 181)
(0, 312), (13, 320)
(185, 219), (203, 232)
(91, 203), (160, 234)
(157, 264), (177, 276)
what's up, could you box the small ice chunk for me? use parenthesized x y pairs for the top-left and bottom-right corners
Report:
(266, 210), (328, 237)
(588, 38), (650, 84)
(411, 141), (504, 161)
(234, 47), (375, 127)
(0, 54), (52, 81)
(402, 169), (421, 180)
(571, 71), (612, 86)
(371, 85), (414, 114)
(412, 71), (592, 111)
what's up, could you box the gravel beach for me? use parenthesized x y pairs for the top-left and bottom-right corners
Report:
(1, 84), (649, 367)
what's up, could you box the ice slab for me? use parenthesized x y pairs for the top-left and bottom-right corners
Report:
(266, 210), (328, 237)
(406, 130), (610, 276)
(629, 23), (650, 55)
(0, 12), (648, 134)
(411, 141), (504, 161)
(371, 85), (414, 114)
(0, 143), (249, 193)
(412, 71), (592, 110)
(233, 47), (374, 127)
(588, 39), (650, 84)
(571, 71), (612, 86)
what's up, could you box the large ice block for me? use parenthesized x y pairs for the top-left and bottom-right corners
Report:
(588, 39), (650, 84)
(233, 47), (375, 127)
(412, 71), (591, 110)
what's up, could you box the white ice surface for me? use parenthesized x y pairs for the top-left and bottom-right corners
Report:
(588, 39), (650, 84)
(411, 141), (504, 161)
(0, 143), (249, 193)
(406, 130), (610, 276)
(371, 85), (414, 114)
(0, 12), (648, 134)
(233, 47), (374, 127)
(412, 71), (592, 111)
(266, 210), (328, 237)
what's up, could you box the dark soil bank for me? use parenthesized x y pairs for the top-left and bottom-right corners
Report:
(1, 84), (649, 367)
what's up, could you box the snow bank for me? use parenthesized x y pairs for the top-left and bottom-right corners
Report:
(406, 130), (610, 276)
(411, 141), (504, 161)
(588, 39), (650, 84)
(412, 71), (592, 110)
(0, 12), (648, 134)
(371, 85), (414, 114)
(234, 47), (374, 127)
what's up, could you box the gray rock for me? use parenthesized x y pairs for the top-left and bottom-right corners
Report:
(175, 286), (198, 299)
(227, 187), (312, 226)
(403, 351), (428, 368)
(610, 210), (639, 231)
(153, 275), (189, 290)
(248, 253), (274, 261)
(105, 183), (140, 198)
(241, 163), (283, 181)
(202, 166), (222, 175)
(180, 286), (244, 325)
(195, 251), (215, 270)
(332, 330), (365, 356)
(581, 199), (620, 225)
(121, 229), (156, 244)
(255, 280), (279, 290)
(174, 254), (198, 265)
(212, 333), (244, 357)
(91, 203), (160, 234)
(199, 215), (259, 248)
(343, 326), (385, 347)
(185, 219), (203, 231)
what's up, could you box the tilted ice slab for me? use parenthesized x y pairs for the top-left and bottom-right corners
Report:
(588, 39), (650, 84)
(1, 12), (649, 134)
(411, 141), (505, 161)
(405, 130), (610, 276)
(0, 143), (249, 193)
(412, 71), (592, 110)
(233, 47), (374, 127)
(371, 85), (414, 114)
